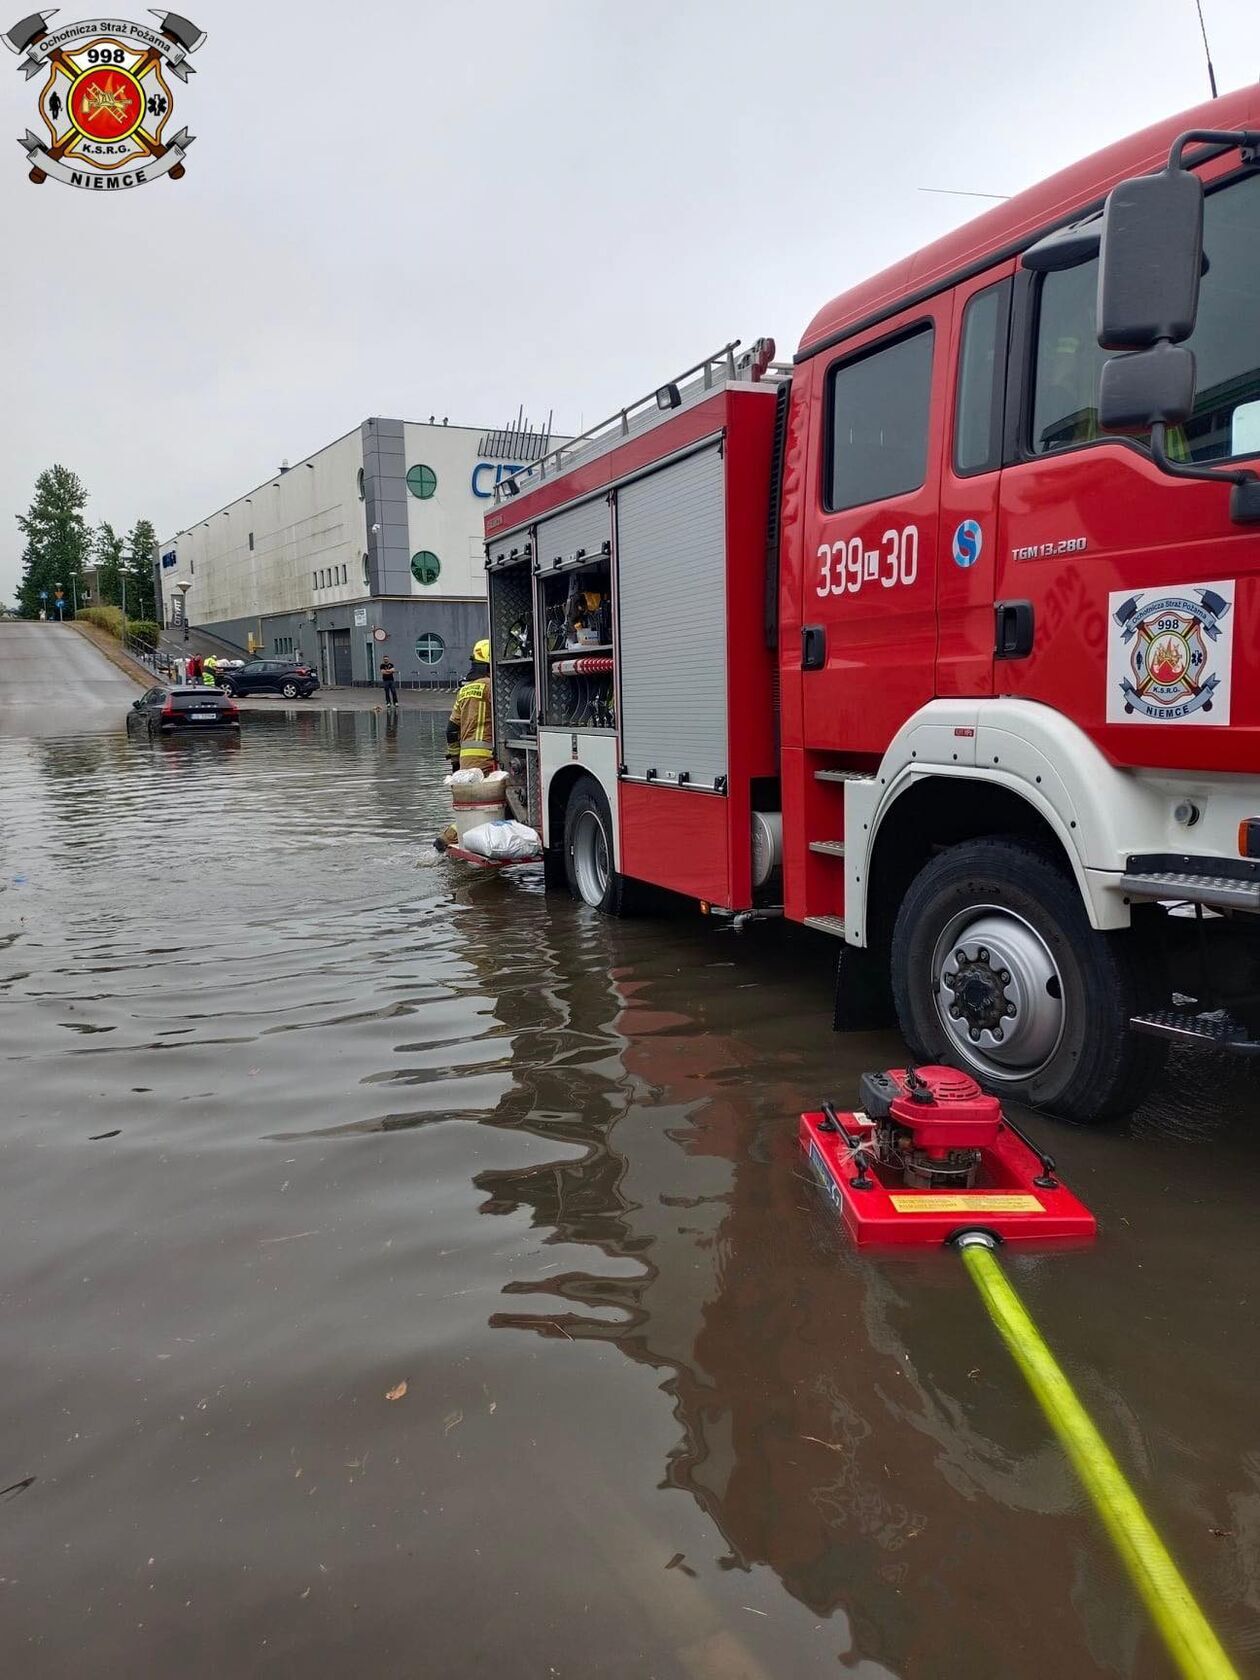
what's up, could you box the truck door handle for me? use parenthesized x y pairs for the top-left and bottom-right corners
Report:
(995, 600), (1035, 660)
(802, 625), (827, 670)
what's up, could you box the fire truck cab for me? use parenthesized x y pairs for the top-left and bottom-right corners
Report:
(484, 87), (1260, 1123)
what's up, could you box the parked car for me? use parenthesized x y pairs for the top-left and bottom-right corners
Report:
(127, 684), (241, 736)
(219, 659), (320, 700)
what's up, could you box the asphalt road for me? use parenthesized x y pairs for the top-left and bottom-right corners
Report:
(0, 622), (140, 736)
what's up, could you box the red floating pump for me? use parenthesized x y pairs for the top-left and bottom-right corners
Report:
(800, 1067), (1096, 1249)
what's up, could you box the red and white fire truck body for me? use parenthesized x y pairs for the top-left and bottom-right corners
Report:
(484, 87), (1260, 1121)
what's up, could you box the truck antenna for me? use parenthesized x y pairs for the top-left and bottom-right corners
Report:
(918, 187), (1011, 202)
(1193, 0), (1219, 97)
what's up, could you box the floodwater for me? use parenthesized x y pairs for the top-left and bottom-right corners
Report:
(2, 686), (1259, 1676)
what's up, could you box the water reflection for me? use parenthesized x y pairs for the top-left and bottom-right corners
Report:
(0, 713), (1255, 1680)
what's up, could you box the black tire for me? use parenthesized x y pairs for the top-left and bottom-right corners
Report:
(890, 836), (1165, 1122)
(222, 681), (238, 698)
(281, 681), (300, 699)
(562, 778), (638, 916)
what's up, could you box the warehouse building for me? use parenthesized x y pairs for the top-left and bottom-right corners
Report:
(156, 416), (554, 688)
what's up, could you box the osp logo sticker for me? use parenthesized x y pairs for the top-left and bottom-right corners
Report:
(1106, 581), (1234, 726)
(952, 519), (983, 568)
(6, 10), (205, 190)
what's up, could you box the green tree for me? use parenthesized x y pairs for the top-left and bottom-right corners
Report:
(124, 518), (157, 622)
(16, 465), (91, 619)
(93, 521), (125, 608)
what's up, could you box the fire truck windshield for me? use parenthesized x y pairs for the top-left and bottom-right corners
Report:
(1033, 166), (1260, 463)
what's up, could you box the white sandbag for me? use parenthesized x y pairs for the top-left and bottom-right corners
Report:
(460, 819), (542, 862)
(449, 768), (486, 786)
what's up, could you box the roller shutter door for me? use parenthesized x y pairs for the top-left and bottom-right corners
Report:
(536, 498), (611, 571)
(617, 444), (727, 787)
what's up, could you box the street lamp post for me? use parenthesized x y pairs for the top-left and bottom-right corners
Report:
(176, 580), (192, 641)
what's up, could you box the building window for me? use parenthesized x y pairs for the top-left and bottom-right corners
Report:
(357, 467), (365, 501)
(826, 325), (934, 512)
(406, 464), (438, 499)
(411, 550), (441, 585)
(415, 631), (445, 665)
(341, 563), (347, 584)
(954, 281), (1010, 476)
(312, 572), (317, 590)
(362, 553), (370, 587)
(248, 531), (255, 552)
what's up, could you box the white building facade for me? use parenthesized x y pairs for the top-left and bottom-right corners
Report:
(157, 418), (551, 687)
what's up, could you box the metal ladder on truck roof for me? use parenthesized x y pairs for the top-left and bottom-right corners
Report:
(492, 338), (784, 506)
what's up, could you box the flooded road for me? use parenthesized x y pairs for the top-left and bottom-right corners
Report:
(2, 691), (1259, 1678)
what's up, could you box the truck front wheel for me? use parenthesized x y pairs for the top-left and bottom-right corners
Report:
(563, 778), (637, 916)
(890, 837), (1164, 1122)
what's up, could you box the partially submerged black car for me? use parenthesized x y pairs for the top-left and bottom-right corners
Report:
(127, 684), (241, 735)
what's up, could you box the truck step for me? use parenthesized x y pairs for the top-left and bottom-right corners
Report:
(1120, 870), (1260, 912)
(1130, 1009), (1260, 1055)
(804, 915), (847, 938)
(815, 769), (876, 785)
(808, 840), (846, 858)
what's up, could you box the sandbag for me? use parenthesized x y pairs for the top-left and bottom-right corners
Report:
(460, 819), (542, 862)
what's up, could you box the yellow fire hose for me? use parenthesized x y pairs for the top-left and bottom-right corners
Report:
(957, 1235), (1238, 1680)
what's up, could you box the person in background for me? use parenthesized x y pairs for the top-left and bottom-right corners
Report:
(446, 639), (493, 771)
(186, 653), (201, 685)
(203, 654), (219, 686)
(380, 655), (398, 709)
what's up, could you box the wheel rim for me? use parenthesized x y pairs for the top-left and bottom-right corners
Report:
(571, 809), (610, 905)
(931, 906), (1065, 1082)
(282, 684), (297, 697)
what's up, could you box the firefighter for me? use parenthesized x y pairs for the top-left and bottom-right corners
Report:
(447, 639), (492, 771)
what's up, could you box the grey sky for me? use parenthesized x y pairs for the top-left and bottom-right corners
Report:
(0, 0), (1254, 601)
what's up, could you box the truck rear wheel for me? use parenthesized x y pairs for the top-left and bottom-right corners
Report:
(890, 837), (1165, 1122)
(563, 778), (637, 916)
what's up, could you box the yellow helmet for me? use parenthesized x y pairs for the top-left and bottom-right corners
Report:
(472, 638), (491, 665)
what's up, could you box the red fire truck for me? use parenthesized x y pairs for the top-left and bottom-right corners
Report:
(484, 87), (1260, 1122)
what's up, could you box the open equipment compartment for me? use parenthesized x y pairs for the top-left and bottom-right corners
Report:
(486, 531), (539, 828)
(486, 365), (781, 911)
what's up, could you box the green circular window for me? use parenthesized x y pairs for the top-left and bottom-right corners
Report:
(411, 550), (441, 585)
(406, 464), (437, 499)
(416, 632), (445, 665)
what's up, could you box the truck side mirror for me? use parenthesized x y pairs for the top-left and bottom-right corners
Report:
(1097, 171), (1202, 439)
(1099, 342), (1196, 433)
(1093, 127), (1260, 522)
(1097, 171), (1203, 351)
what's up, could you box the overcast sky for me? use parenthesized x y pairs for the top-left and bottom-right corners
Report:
(0, 0), (1255, 600)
